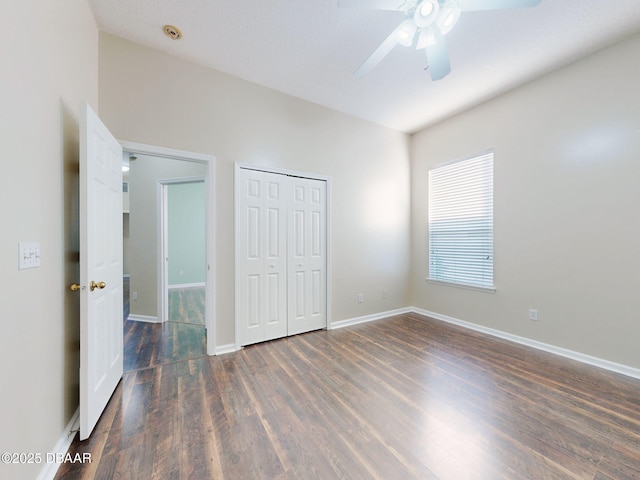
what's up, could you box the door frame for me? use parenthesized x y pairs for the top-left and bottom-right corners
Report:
(234, 163), (332, 351)
(121, 141), (217, 355)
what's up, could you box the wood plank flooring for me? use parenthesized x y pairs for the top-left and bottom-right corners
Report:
(123, 319), (206, 372)
(55, 313), (640, 480)
(169, 286), (206, 326)
(123, 277), (206, 372)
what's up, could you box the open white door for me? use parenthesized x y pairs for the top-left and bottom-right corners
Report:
(79, 103), (123, 440)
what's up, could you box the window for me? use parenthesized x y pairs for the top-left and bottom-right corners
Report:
(428, 151), (494, 291)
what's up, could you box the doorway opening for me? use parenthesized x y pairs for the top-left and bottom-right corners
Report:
(121, 142), (216, 371)
(161, 178), (206, 327)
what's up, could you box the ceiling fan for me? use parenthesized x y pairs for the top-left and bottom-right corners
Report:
(341, 0), (541, 81)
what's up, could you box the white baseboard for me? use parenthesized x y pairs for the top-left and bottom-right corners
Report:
(214, 309), (410, 354)
(214, 343), (238, 355)
(324, 305), (640, 380)
(168, 282), (205, 290)
(412, 307), (640, 380)
(212, 307), (640, 379)
(36, 408), (79, 480)
(127, 314), (161, 323)
(330, 307), (413, 330)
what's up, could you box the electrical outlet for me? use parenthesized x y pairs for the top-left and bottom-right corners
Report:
(132, 291), (138, 300)
(529, 309), (538, 321)
(382, 291), (388, 300)
(357, 293), (363, 303)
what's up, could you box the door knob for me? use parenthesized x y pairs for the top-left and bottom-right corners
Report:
(90, 281), (106, 291)
(69, 283), (81, 292)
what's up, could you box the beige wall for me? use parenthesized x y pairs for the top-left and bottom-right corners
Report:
(3, 11), (635, 477)
(411, 34), (640, 369)
(0, 1), (98, 479)
(99, 33), (411, 346)
(127, 155), (207, 319)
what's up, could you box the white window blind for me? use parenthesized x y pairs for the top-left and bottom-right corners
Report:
(428, 152), (494, 289)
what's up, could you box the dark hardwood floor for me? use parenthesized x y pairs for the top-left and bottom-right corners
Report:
(123, 319), (206, 372)
(169, 286), (206, 326)
(56, 313), (640, 479)
(123, 277), (207, 372)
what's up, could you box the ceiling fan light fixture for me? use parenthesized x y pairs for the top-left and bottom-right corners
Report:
(342, 0), (541, 81)
(416, 28), (437, 49)
(437, 6), (461, 35)
(413, 0), (440, 28)
(419, 2), (434, 16)
(397, 20), (418, 47)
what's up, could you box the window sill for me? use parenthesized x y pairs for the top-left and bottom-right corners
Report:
(426, 278), (496, 294)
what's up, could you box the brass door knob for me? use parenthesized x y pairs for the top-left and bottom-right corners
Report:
(90, 281), (107, 291)
(69, 283), (81, 292)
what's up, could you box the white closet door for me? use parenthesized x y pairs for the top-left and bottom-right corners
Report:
(238, 169), (288, 346)
(288, 177), (327, 336)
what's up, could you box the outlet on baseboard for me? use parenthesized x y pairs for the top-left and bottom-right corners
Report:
(529, 309), (538, 321)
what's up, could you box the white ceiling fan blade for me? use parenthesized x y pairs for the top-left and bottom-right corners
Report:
(354, 33), (399, 77)
(425, 29), (450, 80)
(354, 19), (415, 77)
(457, 0), (541, 11)
(338, 0), (409, 11)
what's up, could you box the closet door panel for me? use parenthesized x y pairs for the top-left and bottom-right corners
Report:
(288, 177), (327, 336)
(238, 169), (288, 346)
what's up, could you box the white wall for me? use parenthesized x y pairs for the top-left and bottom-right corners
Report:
(411, 34), (640, 370)
(98, 33), (411, 346)
(0, 1), (98, 479)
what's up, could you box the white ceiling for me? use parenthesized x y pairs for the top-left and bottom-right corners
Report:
(88, 0), (640, 133)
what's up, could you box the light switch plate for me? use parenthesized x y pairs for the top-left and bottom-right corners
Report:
(19, 242), (41, 269)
